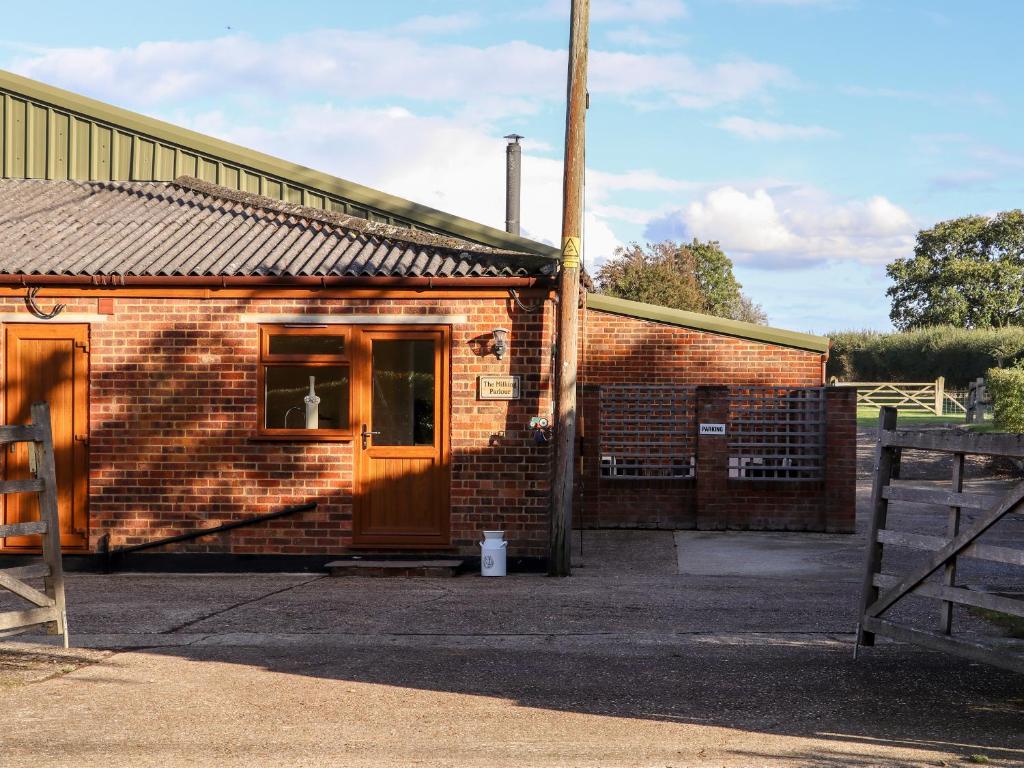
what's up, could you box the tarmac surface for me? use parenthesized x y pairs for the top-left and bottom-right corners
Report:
(0, 430), (1022, 767)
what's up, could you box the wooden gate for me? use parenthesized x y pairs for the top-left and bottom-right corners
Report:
(831, 378), (960, 416)
(0, 403), (69, 647)
(856, 406), (1024, 673)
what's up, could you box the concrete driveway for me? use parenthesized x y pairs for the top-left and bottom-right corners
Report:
(1, 528), (1022, 768)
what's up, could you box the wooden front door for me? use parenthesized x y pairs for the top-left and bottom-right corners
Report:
(3, 324), (89, 551)
(353, 327), (450, 547)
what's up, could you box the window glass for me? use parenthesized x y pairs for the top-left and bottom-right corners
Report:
(264, 365), (349, 430)
(268, 334), (346, 357)
(371, 340), (435, 446)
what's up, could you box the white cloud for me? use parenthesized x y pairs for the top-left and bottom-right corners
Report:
(181, 102), (639, 268)
(591, 53), (791, 109)
(584, 212), (626, 267)
(218, 105), (898, 273)
(10, 29), (791, 113)
(718, 116), (838, 141)
(686, 187), (794, 251)
(594, 0), (689, 21)
(649, 184), (915, 267)
(604, 26), (687, 47)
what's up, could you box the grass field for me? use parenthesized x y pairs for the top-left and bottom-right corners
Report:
(855, 405), (967, 429)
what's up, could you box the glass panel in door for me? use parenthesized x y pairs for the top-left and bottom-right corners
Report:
(371, 339), (435, 446)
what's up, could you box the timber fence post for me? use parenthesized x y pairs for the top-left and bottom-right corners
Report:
(939, 452), (964, 635)
(31, 401), (69, 648)
(857, 405), (898, 649)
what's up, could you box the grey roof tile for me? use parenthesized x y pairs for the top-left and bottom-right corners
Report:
(0, 178), (558, 280)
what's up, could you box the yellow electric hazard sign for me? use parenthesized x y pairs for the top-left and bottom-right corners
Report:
(562, 236), (581, 269)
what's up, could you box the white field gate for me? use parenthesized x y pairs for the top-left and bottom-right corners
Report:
(856, 406), (1024, 673)
(831, 377), (966, 417)
(0, 402), (70, 647)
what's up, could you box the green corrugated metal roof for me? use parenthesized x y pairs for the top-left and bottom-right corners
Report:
(0, 69), (559, 258)
(587, 294), (830, 353)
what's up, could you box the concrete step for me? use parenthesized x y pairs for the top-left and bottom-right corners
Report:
(324, 559), (464, 578)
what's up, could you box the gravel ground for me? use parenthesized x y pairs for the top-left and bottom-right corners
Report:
(0, 429), (1021, 767)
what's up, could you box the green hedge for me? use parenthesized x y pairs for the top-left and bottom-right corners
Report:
(988, 368), (1024, 433)
(827, 326), (1024, 388)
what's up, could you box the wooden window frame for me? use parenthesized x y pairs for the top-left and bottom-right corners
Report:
(256, 325), (353, 441)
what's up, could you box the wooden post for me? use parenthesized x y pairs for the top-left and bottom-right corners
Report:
(857, 406), (898, 648)
(31, 402), (68, 648)
(939, 452), (964, 634)
(934, 376), (945, 416)
(549, 0), (589, 577)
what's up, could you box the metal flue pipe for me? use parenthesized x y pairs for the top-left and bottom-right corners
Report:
(504, 134), (523, 235)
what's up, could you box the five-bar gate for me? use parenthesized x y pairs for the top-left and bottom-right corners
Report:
(856, 406), (1024, 673)
(0, 402), (69, 647)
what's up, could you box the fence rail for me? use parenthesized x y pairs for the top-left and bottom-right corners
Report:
(830, 377), (956, 416)
(856, 406), (1024, 675)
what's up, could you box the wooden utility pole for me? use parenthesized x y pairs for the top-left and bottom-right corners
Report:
(549, 0), (589, 577)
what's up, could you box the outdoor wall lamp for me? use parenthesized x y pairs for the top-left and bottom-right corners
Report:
(492, 327), (510, 360)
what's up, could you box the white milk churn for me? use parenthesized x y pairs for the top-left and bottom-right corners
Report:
(480, 530), (508, 576)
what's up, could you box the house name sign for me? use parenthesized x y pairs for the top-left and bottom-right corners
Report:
(478, 375), (521, 400)
(699, 423), (726, 435)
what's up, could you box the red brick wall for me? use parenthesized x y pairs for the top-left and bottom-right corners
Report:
(0, 294), (554, 558)
(577, 384), (857, 533)
(576, 383), (696, 529)
(576, 309), (853, 532)
(0, 296), (853, 559)
(580, 308), (826, 387)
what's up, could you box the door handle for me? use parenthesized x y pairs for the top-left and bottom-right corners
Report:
(75, 434), (89, 446)
(361, 425), (381, 449)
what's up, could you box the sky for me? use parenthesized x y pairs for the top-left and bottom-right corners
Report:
(1, 0), (1020, 333)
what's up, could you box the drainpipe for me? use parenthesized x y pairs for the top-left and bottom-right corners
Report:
(504, 134), (523, 235)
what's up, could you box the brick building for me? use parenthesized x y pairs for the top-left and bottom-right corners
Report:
(577, 295), (853, 533)
(0, 71), (854, 568)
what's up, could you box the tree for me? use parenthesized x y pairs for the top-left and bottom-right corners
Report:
(731, 294), (769, 325)
(594, 241), (702, 310)
(596, 239), (767, 324)
(887, 210), (1024, 330)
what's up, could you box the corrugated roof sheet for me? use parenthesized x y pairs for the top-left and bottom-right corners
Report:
(0, 69), (560, 258)
(0, 178), (558, 279)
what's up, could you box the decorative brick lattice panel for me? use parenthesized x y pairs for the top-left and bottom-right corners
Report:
(599, 385), (696, 480)
(728, 387), (826, 481)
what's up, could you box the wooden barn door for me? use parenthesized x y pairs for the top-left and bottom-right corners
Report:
(2, 324), (89, 552)
(353, 327), (450, 547)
